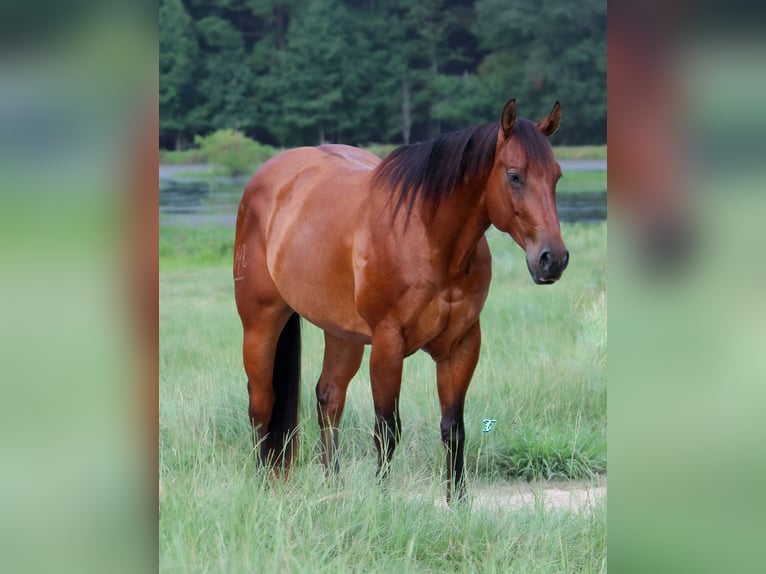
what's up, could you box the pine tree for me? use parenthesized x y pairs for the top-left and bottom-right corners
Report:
(159, 0), (198, 148)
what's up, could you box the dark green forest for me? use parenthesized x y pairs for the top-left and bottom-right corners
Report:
(160, 0), (605, 149)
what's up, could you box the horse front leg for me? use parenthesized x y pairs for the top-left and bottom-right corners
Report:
(369, 324), (405, 480)
(435, 321), (481, 503)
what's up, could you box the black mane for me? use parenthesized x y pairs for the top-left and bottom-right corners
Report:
(371, 118), (553, 222)
(371, 123), (498, 221)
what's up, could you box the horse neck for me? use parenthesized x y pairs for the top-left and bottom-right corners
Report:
(426, 182), (491, 274)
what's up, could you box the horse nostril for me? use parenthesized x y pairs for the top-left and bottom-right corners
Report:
(539, 251), (552, 271)
(562, 250), (570, 270)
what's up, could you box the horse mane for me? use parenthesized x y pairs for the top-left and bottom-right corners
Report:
(371, 119), (553, 222)
(371, 123), (498, 221)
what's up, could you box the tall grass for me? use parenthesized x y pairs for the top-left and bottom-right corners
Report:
(159, 225), (235, 271)
(160, 460), (605, 573)
(160, 222), (606, 572)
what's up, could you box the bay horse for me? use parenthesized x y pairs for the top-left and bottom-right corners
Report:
(234, 99), (568, 502)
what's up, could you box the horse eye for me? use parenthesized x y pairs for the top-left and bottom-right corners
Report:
(507, 172), (522, 185)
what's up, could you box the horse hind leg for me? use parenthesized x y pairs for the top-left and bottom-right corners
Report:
(242, 309), (301, 472)
(316, 332), (364, 474)
(235, 221), (302, 473)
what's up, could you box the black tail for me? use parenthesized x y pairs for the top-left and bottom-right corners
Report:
(264, 312), (301, 468)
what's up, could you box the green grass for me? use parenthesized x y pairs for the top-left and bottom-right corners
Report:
(160, 465), (605, 573)
(362, 143), (399, 158)
(557, 170), (606, 194)
(160, 222), (606, 572)
(551, 145), (606, 160)
(160, 224), (235, 271)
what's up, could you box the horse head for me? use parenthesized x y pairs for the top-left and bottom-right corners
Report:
(486, 99), (569, 284)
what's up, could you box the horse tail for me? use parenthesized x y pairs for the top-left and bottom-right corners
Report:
(268, 312), (302, 468)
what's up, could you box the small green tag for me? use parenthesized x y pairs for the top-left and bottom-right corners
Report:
(481, 419), (497, 433)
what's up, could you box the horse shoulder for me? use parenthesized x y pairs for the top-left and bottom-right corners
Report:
(423, 237), (492, 358)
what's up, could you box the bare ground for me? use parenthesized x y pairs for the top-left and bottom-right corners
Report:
(427, 479), (607, 513)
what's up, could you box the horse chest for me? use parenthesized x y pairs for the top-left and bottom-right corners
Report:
(402, 281), (487, 356)
(356, 224), (492, 354)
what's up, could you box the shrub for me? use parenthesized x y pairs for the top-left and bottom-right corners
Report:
(193, 129), (276, 177)
(159, 148), (208, 164)
(364, 143), (398, 159)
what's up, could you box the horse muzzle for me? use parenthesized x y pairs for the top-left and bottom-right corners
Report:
(526, 248), (569, 284)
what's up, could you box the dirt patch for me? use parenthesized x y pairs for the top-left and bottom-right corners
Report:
(430, 480), (606, 513)
(471, 484), (604, 513)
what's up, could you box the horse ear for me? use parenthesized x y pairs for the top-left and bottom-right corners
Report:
(501, 98), (516, 138)
(537, 101), (561, 137)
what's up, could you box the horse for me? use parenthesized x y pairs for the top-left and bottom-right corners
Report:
(233, 99), (569, 502)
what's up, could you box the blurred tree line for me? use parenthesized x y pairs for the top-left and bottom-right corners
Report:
(160, 0), (605, 149)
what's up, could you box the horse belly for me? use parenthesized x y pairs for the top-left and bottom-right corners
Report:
(273, 246), (372, 342)
(266, 178), (372, 342)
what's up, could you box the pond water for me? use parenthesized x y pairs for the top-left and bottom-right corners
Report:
(159, 179), (606, 227)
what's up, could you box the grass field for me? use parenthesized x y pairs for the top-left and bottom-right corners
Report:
(160, 222), (606, 572)
(550, 145), (606, 160)
(557, 170), (606, 194)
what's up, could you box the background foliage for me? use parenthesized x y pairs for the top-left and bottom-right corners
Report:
(193, 129), (277, 176)
(160, 0), (605, 149)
